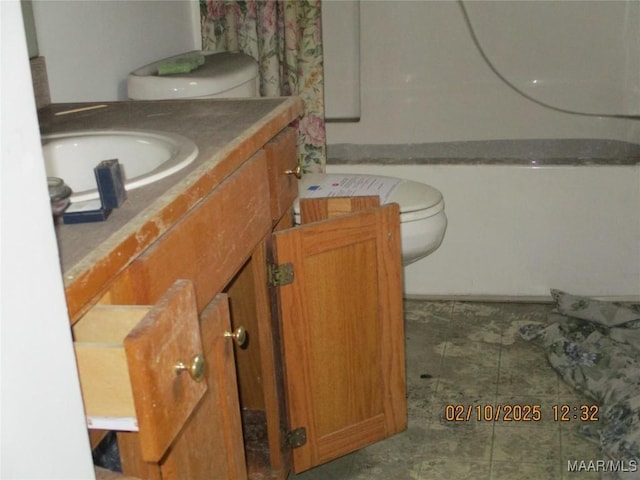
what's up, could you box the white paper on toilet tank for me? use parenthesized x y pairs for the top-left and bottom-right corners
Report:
(301, 175), (401, 203)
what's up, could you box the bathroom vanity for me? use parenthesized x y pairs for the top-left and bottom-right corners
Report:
(41, 97), (406, 479)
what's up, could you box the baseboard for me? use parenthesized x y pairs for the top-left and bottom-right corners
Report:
(403, 294), (640, 304)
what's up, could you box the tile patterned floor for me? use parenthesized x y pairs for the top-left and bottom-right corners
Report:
(288, 300), (602, 480)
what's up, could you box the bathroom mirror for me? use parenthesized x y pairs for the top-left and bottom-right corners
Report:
(23, 1), (200, 102)
(21, 0), (39, 59)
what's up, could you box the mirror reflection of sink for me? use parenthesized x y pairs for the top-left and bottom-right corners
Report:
(41, 129), (199, 203)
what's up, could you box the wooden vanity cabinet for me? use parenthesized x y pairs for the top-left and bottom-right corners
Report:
(76, 126), (406, 479)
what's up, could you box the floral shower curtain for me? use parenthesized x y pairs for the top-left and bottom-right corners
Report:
(200, 0), (326, 173)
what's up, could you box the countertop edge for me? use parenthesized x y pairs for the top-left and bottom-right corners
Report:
(63, 97), (303, 322)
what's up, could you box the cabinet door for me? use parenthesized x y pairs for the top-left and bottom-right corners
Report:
(272, 204), (406, 473)
(160, 294), (248, 480)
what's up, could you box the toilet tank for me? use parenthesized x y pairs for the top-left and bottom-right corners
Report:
(127, 51), (259, 100)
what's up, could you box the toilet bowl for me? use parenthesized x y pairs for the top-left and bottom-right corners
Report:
(127, 52), (447, 264)
(295, 174), (447, 265)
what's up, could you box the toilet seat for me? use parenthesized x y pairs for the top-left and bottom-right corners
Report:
(386, 177), (444, 220)
(295, 174), (444, 222)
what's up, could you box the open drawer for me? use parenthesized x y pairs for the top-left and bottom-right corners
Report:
(73, 279), (207, 463)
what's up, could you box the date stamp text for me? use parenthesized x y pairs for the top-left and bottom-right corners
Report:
(443, 404), (599, 422)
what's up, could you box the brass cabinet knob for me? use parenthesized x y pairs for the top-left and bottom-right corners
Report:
(284, 165), (302, 179)
(224, 326), (247, 347)
(174, 353), (206, 382)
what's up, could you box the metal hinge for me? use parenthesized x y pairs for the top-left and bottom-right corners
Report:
(268, 263), (294, 287)
(286, 427), (307, 448)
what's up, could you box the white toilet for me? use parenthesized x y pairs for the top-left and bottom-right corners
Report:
(127, 50), (259, 100)
(295, 174), (446, 265)
(127, 51), (447, 264)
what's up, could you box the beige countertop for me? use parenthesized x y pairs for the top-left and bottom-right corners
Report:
(39, 97), (303, 320)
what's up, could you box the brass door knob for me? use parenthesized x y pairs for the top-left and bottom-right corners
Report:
(175, 353), (206, 382)
(224, 326), (247, 347)
(284, 165), (302, 179)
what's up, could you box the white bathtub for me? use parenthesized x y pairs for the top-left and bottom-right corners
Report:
(326, 141), (640, 302)
(322, 2), (640, 301)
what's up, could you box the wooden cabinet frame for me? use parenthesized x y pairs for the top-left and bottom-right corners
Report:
(75, 127), (407, 479)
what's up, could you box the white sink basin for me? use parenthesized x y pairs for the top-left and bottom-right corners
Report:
(41, 129), (199, 202)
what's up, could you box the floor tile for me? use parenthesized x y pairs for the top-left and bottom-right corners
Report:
(437, 343), (500, 397)
(451, 301), (506, 322)
(498, 345), (559, 397)
(499, 302), (552, 323)
(405, 317), (447, 421)
(491, 460), (561, 479)
(406, 382), (438, 422)
(447, 318), (504, 348)
(348, 427), (428, 479)
(492, 423), (561, 464)
(348, 461), (423, 480)
(419, 458), (491, 479)
(422, 421), (494, 461)
(404, 299), (453, 324)
(405, 317), (447, 378)
(287, 454), (354, 479)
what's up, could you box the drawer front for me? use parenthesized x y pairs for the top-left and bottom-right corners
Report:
(125, 280), (206, 462)
(73, 280), (206, 463)
(128, 152), (271, 311)
(265, 127), (298, 224)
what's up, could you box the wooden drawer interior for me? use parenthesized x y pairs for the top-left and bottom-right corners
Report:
(74, 305), (147, 425)
(73, 280), (206, 462)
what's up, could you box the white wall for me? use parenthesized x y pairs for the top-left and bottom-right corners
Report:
(32, 0), (200, 102)
(1, 1), (95, 477)
(325, 1), (640, 145)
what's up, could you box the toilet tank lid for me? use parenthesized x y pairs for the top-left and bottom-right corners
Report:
(127, 51), (258, 100)
(296, 174), (444, 215)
